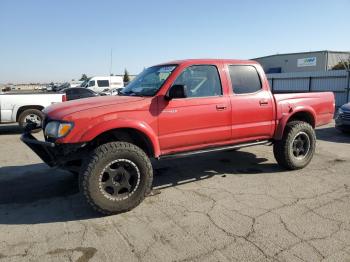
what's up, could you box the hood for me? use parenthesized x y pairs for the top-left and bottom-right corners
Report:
(341, 103), (350, 111)
(44, 95), (146, 119)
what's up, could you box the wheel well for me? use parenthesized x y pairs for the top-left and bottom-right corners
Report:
(287, 111), (315, 128)
(16, 105), (44, 121)
(90, 128), (154, 157)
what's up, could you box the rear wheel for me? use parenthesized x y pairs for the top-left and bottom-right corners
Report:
(80, 142), (153, 215)
(273, 121), (316, 170)
(18, 109), (44, 133)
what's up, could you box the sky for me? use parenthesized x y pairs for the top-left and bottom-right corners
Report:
(0, 0), (349, 83)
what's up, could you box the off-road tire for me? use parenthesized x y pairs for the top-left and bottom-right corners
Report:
(18, 109), (44, 133)
(273, 121), (316, 170)
(80, 142), (153, 215)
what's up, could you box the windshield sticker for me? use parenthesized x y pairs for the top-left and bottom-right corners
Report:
(158, 66), (176, 73)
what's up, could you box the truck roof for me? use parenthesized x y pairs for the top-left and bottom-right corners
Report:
(159, 59), (259, 66)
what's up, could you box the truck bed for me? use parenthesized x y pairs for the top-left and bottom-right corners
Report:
(0, 93), (65, 123)
(273, 91), (335, 139)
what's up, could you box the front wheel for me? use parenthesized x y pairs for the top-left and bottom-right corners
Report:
(273, 121), (316, 170)
(18, 109), (44, 133)
(80, 142), (153, 215)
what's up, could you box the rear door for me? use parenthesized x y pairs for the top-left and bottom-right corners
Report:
(228, 65), (274, 140)
(158, 65), (232, 152)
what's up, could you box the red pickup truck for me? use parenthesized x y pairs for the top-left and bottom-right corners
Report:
(22, 59), (335, 215)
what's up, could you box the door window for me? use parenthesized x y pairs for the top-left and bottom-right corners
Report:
(88, 80), (95, 87)
(173, 65), (222, 98)
(97, 80), (109, 87)
(228, 65), (262, 94)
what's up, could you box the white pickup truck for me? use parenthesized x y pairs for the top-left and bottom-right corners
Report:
(0, 93), (66, 130)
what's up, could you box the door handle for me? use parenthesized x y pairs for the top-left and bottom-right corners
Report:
(259, 99), (269, 106)
(216, 105), (227, 111)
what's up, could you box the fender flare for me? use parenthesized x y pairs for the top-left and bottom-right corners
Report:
(274, 105), (316, 140)
(13, 105), (45, 122)
(74, 118), (161, 157)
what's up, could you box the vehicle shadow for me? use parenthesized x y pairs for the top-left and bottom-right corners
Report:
(316, 127), (350, 143)
(152, 150), (283, 190)
(0, 150), (283, 225)
(0, 163), (101, 224)
(0, 124), (22, 135)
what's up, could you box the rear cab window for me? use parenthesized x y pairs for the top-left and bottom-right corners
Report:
(228, 65), (262, 94)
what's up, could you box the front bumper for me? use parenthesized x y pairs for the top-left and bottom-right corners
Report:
(21, 131), (86, 168)
(335, 117), (350, 132)
(21, 133), (57, 166)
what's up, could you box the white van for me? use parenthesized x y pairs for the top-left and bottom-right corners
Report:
(85, 76), (124, 93)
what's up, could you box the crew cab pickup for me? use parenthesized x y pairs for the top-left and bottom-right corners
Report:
(0, 92), (66, 130)
(21, 59), (335, 215)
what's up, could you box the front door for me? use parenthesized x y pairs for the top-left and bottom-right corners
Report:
(158, 65), (232, 153)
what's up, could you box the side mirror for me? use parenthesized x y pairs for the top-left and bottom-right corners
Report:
(165, 84), (187, 100)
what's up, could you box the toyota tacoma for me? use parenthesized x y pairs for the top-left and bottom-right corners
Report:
(21, 59), (335, 215)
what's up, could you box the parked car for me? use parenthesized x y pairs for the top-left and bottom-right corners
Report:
(100, 87), (124, 96)
(22, 59), (334, 214)
(52, 82), (70, 92)
(60, 87), (99, 101)
(46, 83), (57, 91)
(335, 102), (350, 133)
(84, 76), (124, 93)
(69, 80), (83, 88)
(1, 86), (11, 92)
(0, 92), (66, 131)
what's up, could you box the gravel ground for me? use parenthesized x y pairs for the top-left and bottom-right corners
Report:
(0, 122), (349, 262)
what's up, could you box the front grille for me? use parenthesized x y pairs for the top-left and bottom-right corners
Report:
(340, 111), (350, 120)
(42, 115), (51, 129)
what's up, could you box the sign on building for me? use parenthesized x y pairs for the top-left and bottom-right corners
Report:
(297, 57), (317, 67)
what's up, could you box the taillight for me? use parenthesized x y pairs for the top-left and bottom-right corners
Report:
(62, 94), (67, 102)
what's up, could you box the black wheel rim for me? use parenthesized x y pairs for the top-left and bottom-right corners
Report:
(99, 159), (140, 201)
(291, 131), (311, 159)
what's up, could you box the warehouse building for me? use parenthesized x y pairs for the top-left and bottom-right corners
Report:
(253, 50), (350, 74)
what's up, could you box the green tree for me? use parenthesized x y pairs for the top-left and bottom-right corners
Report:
(80, 74), (89, 81)
(123, 69), (130, 83)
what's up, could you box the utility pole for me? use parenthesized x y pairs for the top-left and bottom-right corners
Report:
(109, 48), (113, 76)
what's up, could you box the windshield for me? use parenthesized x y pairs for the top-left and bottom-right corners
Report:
(121, 65), (177, 96)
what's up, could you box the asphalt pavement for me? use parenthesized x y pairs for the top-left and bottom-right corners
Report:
(0, 122), (349, 262)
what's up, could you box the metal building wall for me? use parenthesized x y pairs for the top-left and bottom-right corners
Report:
(267, 70), (349, 107)
(255, 51), (328, 73)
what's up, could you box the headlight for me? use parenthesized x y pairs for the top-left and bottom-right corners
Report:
(44, 121), (73, 138)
